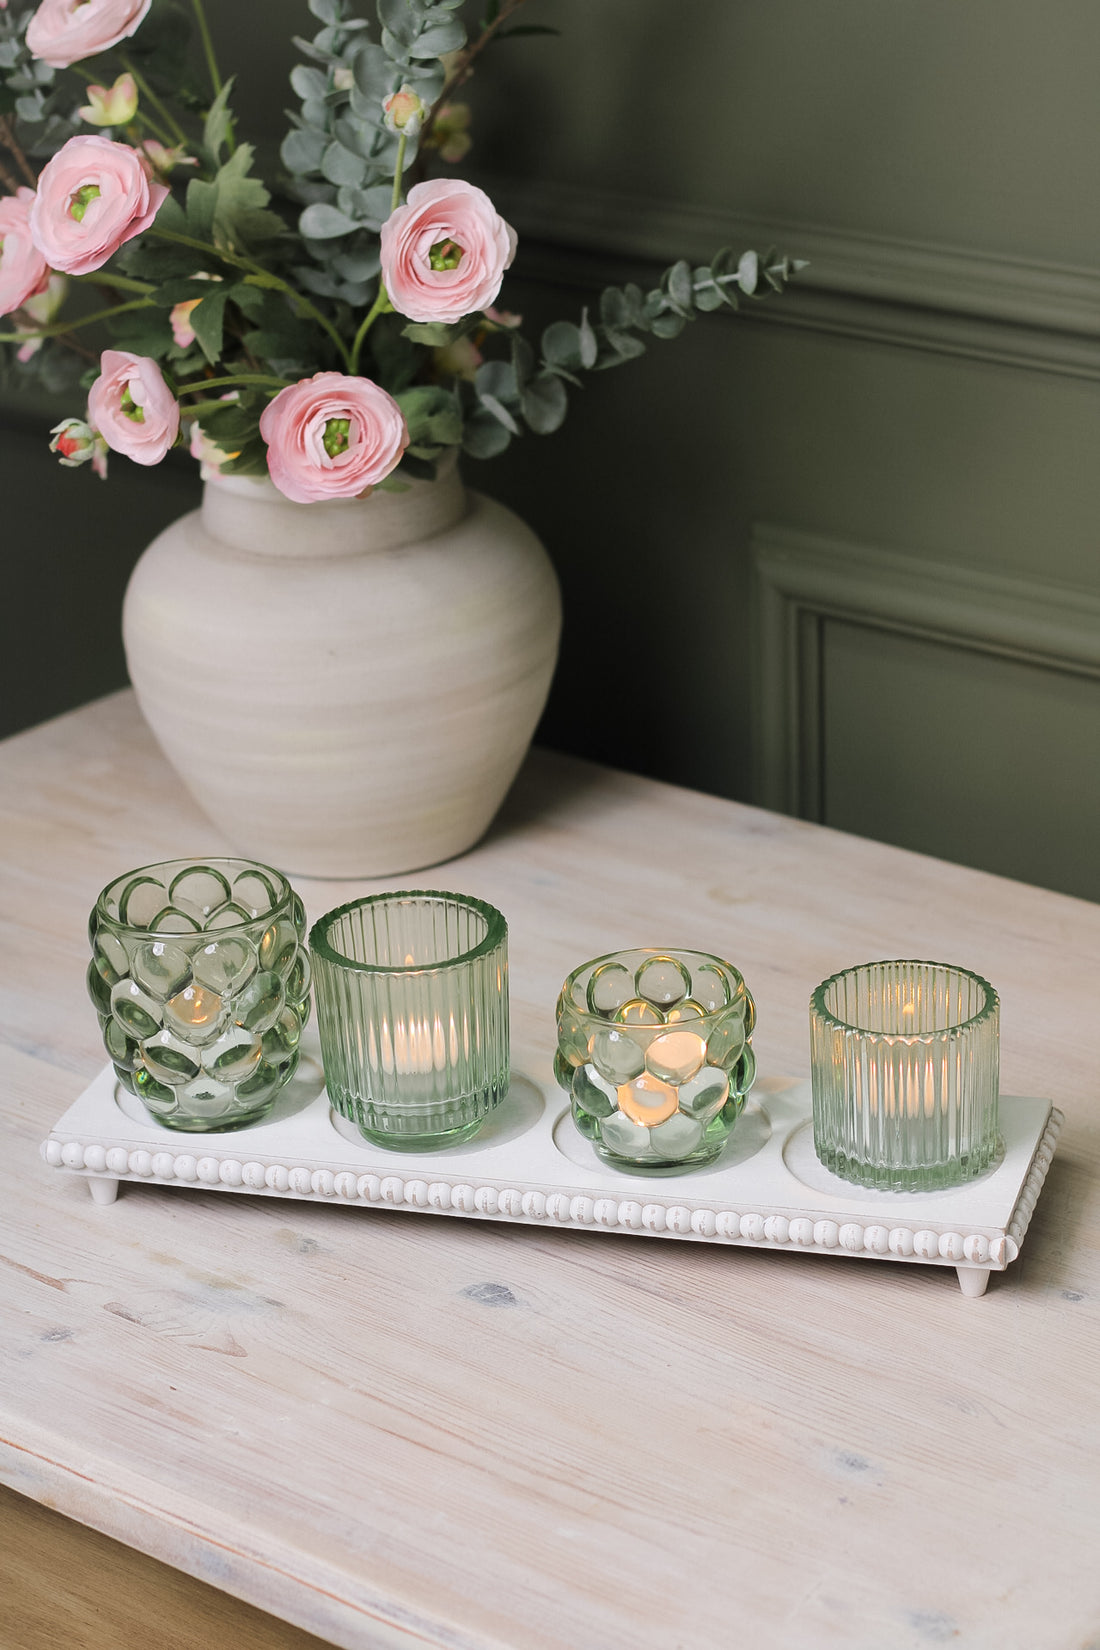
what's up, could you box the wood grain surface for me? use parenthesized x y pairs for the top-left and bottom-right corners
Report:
(1, 691), (1098, 1650)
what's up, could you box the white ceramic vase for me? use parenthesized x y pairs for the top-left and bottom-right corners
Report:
(122, 460), (561, 878)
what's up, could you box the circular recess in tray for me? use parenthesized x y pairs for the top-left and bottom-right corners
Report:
(326, 1074), (545, 1157)
(782, 1119), (1004, 1201)
(551, 1095), (772, 1179)
(113, 1056), (324, 1131)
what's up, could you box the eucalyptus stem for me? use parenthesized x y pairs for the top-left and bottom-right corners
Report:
(149, 228), (351, 367)
(0, 297), (153, 343)
(175, 373), (289, 397)
(121, 58), (188, 146)
(190, 0), (223, 98)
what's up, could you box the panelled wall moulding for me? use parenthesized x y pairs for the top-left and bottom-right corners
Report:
(488, 179), (1100, 380)
(749, 522), (1100, 820)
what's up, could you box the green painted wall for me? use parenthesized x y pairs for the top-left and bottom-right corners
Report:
(3, 1), (1098, 898)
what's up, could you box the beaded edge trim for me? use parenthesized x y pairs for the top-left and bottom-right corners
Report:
(41, 1107), (1062, 1272)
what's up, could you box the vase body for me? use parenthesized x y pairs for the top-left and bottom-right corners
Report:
(123, 464), (561, 877)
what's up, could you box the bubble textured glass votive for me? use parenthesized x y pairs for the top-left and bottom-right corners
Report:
(555, 949), (757, 1173)
(810, 960), (999, 1192)
(310, 891), (509, 1151)
(88, 858), (311, 1131)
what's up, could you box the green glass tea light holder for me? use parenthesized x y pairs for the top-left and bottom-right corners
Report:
(311, 890), (509, 1151)
(87, 857), (311, 1132)
(555, 948), (757, 1173)
(810, 959), (1000, 1192)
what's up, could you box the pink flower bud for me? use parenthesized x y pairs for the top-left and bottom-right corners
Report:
(140, 139), (198, 178)
(170, 297), (201, 349)
(428, 103), (472, 165)
(382, 85), (427, 137)
(50, 417), (109, 479)
(78, 72), (138, 127)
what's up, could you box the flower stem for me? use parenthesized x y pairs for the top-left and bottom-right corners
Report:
(346, 132), (407, 376)
(0, 297), (153, 343)
(121, 58), (188, 147)
(389, 130), (407, 214)
(190, 0), (223, 98)
(175, 373), (289, 396)
(148, 229), (352, 368)
(348, 287), (391, 377)
(71, 270), (156, 295)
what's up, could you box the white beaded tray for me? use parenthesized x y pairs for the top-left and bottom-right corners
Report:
(41, 1049), (1060, 1296)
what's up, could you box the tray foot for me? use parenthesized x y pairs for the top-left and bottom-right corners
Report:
(956, 1265), (990, 1297)
(88, 1176), (119, 1206)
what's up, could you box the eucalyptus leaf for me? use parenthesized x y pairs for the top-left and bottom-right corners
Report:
(541, 319), (582, 371)
(409, 17), (465, 55)
(290, 64), (329, 103)
(475, 359), (519, 404)
(281, 126), (327, 174)
(298, 201), (359, 238)
(462, 408), (512, 459)
(521, 373), (568, 435)
(321, 139), (367, 186)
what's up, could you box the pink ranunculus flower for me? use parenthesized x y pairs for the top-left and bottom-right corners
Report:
(30, 135), (168, 277)
(26, 0), (150, 69)
(259, 372), (409, 504)
(380, 179), (517, 326)
(87, 349), (179, 466)
(0, 187), (50, 317)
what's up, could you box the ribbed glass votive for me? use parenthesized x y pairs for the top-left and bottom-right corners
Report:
(810, 959), (999, 1191)
(310, 891), (509, 1150)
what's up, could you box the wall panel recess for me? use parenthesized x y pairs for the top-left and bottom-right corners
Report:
(751, 524), (1100, 899)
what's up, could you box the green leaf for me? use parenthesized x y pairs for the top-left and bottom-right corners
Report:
(290, 64), (330, 102)
(321, 140), (367, 186)
(650, 311), (686, 340)
(462, 408), (512, 459)
(401, 320), (455, 346)
(665, 259), (694, 317)
(541, 319), (582, 371)
(396, 383), (462, 446)
(409, 17), (465, 55)
(475, 359), (519, 404)
(299, 201), (359, 238)
(203, 75), (236, 162)
(578, 306), (599, 368)
(190, 286), (230, 364)
(308, 0), (342, 21)
(521, 372), (568, 435)
(281, 127), (327, 175)
(737, 250), (759, 295)
(478, 391), (520, 435)
(602, 328), (645, 361)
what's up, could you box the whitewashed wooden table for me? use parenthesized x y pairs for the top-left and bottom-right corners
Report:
(2, 691), (1098, 1650)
